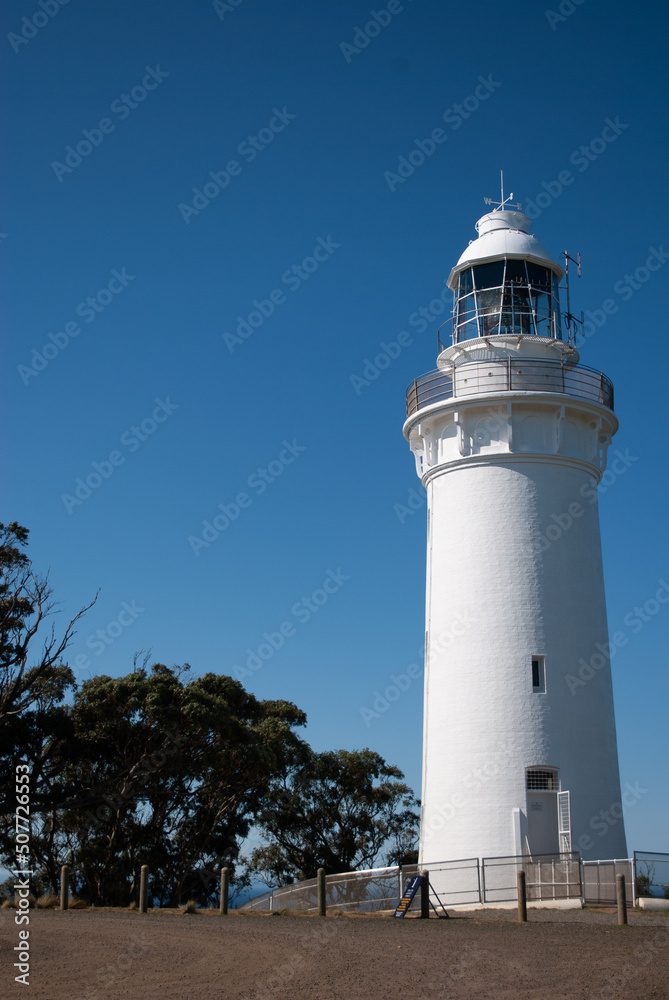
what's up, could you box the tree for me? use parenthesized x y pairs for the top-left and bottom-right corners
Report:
(0, 660), (79, 891)
(248, 748), (420, 886)
(41, 664), (308, 906)
(635, 863), (656, 899)
(0, 521), (96, 720)
(0, 522), (94, 884)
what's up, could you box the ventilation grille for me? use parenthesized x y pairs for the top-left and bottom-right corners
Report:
(526, 768), (559, 791)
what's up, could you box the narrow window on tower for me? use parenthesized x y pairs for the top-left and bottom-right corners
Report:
(532, 655), (546, 693)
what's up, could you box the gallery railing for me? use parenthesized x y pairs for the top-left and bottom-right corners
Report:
(406, 358), (614, 417)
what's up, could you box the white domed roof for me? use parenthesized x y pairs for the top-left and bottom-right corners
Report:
(447, 210), (564, 289)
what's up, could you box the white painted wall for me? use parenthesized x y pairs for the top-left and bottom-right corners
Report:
(406, 385), (627, 867)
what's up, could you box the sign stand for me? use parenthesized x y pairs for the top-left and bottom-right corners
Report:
(393, 875), (423, 918)
(394, 875), (450, 919)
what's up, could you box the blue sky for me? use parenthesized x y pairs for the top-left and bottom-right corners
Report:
(3, 0), (668, 855)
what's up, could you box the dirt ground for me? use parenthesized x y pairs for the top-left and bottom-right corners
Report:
(1, 906), (668, 1000)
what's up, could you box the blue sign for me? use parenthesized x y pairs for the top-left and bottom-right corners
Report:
(393, 875), (423, 918)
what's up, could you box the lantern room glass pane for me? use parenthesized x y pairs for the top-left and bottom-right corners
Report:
(476, 288), (502, 317)
(505, 260), (528, 284)
(501, 282), (532, 335)
(526, 263), (552, 290)
(476, 289), (502, 336)
(455, 292), (478, 341)
(472, 262), (505, 289)
(458, 268), (474, 293)
(459, 319), (480, 341)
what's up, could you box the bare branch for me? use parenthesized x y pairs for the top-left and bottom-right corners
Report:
(0, 521), (98, 718)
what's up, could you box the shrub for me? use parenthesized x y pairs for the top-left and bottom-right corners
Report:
(36, 894), (59, 909)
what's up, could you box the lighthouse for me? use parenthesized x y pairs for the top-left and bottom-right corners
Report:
(403, 199), (627, 867)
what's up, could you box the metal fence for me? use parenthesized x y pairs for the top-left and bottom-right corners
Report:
(241, 851), (668, 912)
(582, 859), (634, 906)
(240, 854), (582, 912)
(405, 357), (614, 416)
(241, 875), (319, 912)
(419, 858), (481, 908)
(325, 866), (404, 912)
(634, 851), (669, 900)
(481, 853), (582, 904)
(241, 866), (408, 914)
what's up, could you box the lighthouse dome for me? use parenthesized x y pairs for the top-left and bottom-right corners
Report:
(447, 210), (564, 290)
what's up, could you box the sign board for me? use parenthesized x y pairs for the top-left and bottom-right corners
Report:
(393, 874), (423, 919)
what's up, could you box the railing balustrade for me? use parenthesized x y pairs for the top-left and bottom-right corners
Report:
(406, 358), (614, 416)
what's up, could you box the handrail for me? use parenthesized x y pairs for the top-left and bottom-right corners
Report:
(406, 357), (614, 417)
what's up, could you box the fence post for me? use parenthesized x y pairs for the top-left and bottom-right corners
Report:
(420, 870), (430, 919)
(317, 868), (326, 917)
(59, 865), (69, 911)
(617, 873), (628, 926)
(517, 869), (527, 923)
(139, 865), (149, 914)
(219, 867), (229, 915)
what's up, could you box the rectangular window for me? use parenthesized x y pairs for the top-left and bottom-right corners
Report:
(532, 656), (546, 693)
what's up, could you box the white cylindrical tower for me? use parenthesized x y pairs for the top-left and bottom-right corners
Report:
(404, 206), (627, 869)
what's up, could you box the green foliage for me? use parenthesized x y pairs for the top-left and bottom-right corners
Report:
(248, 748), (420, 885)
(16, 664), (308, 907)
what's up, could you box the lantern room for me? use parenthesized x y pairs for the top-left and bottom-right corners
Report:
(446, 209), (565, 344)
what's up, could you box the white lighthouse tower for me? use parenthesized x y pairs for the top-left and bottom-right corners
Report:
(404, 198), (627, 867)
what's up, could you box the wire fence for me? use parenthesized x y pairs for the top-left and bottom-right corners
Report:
(325, 866), (405, 913)
(634, 851), (669, 900)
(582, 859), (634, 906)
(241, 867), (409, 913)
(240, 853), (583, 913)
(481, 852), (582, 904)
(418, 858), (481, 908)
(242, 875), (319, 912)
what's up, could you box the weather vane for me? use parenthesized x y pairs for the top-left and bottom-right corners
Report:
(483, 169), (522, 212)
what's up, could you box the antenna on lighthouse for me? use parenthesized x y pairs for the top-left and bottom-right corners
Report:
(564, 251), (583, 346)
(483, 170), (523, 211)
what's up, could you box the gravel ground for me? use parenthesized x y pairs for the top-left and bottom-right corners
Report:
(1, 906), (668, 999)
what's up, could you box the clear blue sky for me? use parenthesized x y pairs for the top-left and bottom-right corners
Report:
(3, 0), (668, 855)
